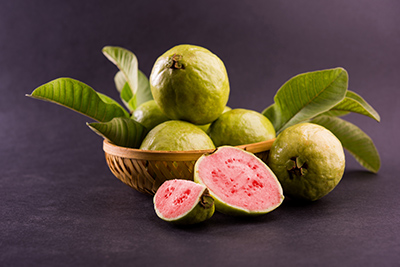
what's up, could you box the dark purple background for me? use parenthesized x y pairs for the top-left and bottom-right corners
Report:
(1, 0), (399, 266)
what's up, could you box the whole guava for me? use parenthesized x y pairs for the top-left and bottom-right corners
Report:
(139, 120), (215, 151)
(149, 44), (230, 125)
(207, 108), (276, 146)
(268, 123), (345, 201)
(132, 100), (170, 131)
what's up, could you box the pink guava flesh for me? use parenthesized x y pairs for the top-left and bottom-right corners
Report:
(154, 179), (205, 219)
(197, 147), (282, 212)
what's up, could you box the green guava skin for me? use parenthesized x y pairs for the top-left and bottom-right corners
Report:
(194, 175), (280, 216)
(207, 109), (276, 146)
(175, 191), (215, 225)
(139, 120), (216, 151)
(268, 123), (345, 201)
(197, 106), (232, 132)
(155, 190), (215, 225)
(153, 179), (215, 225)
(131, 100), (170, 131)
(149, 44), (230, 125)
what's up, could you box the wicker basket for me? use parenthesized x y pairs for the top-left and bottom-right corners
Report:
(103, 138), (276, 195)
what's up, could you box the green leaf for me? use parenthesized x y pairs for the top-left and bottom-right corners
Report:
(114, 71), (126, 93)
(262, 103), (282, 130)
(120, 82), (134, 110)
(325, 90), (380, 121)
(311, 115), (381, 173)
(318, 110), (350, 117)
(267, 67), (348, 134)
(27, 78), (130, 122)
(97, 92), (123, 106)
(136, 70), (153, 106)
(114, 71), (134, 111)
(127, 94), (137, 111)
(103, 46), (138, 94)
(103, 47), (153, 110)
(118, 70), (152, 112)
(87, 117), (147, 148)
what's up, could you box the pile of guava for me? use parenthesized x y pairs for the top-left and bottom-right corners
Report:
(136, 44), (277, 152)
(27, 44), (381, 225)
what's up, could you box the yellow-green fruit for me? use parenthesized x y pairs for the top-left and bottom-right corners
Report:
(132, 100), (170, 131)
(154, 179), (215, 225)
(197, 106), (231, 132)
(207, 109), (276, 146)
(194, 146), (284, 216)
(268, 123), (345, 201)
(149, 44), (230, 125)
(139, 120), (216, 151)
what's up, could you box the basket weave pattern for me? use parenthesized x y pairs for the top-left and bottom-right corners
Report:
(103, 139), (274, 195)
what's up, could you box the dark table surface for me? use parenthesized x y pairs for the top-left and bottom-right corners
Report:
(1, 0), (399, 266)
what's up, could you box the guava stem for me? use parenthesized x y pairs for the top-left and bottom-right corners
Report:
(166, 54), (185, 69)
(200, 189), (214, 209)
(287, 157), (308, 179)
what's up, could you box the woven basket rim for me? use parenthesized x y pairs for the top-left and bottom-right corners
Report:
(103, 138), (276, 161)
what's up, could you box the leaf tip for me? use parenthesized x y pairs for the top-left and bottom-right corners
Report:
(86, 121), (99, 129)
(374, 111), (381, 122)
(335, 66), (347, 73)
(102, 46), (112, 53)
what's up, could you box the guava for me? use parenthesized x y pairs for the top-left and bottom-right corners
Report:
(139, 120), (215, 151)
(149, 44), (230, 125)
(268, 123), (345, 201)
(154, 179), (215, 225)
(132, 100), (170, 131)
(194, 146), (284, 216)
(197, 106), (231, 132)
(207, 108), (276, 146)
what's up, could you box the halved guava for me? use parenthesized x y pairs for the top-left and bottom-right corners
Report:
(194, 146), (284, 216)
(153, 179), (215, 225)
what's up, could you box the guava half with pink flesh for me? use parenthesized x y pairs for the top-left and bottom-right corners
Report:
(194, 146), (284, 216)
(153, 179), (215, 225)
